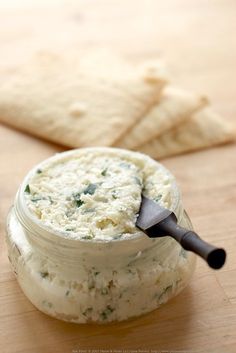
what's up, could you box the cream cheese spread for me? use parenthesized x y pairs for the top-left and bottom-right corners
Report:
(6, 148), (196, 323)
(23, 148), (174, 240)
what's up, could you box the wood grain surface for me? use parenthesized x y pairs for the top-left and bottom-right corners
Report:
(0, 1), (236, 352)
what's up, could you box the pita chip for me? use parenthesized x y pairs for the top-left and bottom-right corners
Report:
(115, 86), (208, 149)
(0, 51), (165, 148)
(138, 107), (235, 159)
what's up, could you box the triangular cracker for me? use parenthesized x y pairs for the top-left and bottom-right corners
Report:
(0, 51), (165, 148)
(138, 107), (235, 159)
(115, 86), (208, 149)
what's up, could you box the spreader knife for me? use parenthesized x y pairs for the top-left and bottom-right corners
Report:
(136, 195), (226, 269)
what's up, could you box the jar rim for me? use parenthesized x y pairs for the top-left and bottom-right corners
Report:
(15, 147), (182, 248)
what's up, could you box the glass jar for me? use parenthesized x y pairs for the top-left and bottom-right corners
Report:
(5, 148), (196, 324)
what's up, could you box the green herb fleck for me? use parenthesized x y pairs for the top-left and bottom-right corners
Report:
(100, 305), (115, 320)
(82, 235), (93, 240)
(113, 234), (122, 240)
(73, 184), (97, 207)
(83, 208), (95, 213)
(155, 194), (162, 202)
(76, 199), (84, 207)
(73, 192), (84, 208)
(74, 196), (84, 208)
(101, 168), (107, 176)
(84, 183), (97, 195)
(48, 196), (53, 204)
(40, 271), (49, 278)
(119, 162), (131, 169)
(82, 307), (93, 316)
(24, 184), (31, 193)
(158, 285), (173, 300)
(112, 191), (118, 199)
(42, 300), (53, 308)
(94, 271), (100, 276)
(164, 285), (172, 293)
(31, 196), (43, 202)
(133, 176), (142, 186)
(36, 169), (42, 174)
(65, 290), (70, 296)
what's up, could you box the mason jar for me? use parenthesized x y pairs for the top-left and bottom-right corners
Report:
(5, 147), (196, 324)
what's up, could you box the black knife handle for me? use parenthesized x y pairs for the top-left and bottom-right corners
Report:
(151, 214), (226, 269)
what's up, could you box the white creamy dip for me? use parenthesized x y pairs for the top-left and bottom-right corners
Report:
(24, 149), (173, 240)
(6, 147), (196, 323)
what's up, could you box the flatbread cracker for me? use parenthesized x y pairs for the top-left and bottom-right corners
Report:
(138, 107), (235, 159)
(0, 51), (165, 148)
(115, 86), (208, 149)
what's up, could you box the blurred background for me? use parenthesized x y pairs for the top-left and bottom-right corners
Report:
(0, 0), (235, 123)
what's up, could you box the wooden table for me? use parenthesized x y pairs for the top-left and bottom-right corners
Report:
(0, 1), (236, 352)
